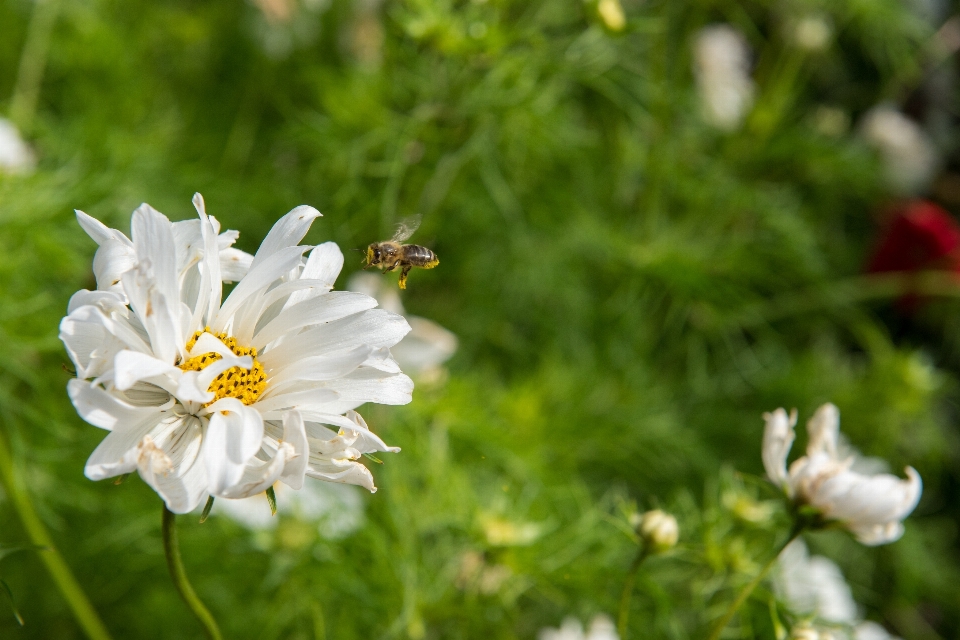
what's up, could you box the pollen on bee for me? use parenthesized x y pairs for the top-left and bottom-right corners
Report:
(179, 328), (267, 406)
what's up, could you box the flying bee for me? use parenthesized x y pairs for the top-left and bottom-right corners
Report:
(363, 215), (438, 289)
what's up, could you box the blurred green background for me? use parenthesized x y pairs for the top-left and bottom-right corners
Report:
(2, 0), (960, 638)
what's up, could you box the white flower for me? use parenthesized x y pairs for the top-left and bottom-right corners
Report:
(860, 105), (939, 195)
(854, 621), (901, 640)
(693, 25), (755, 131)
(776, 540), (858, 624)
(762, 404), (922, 545)
(347, 272), (457, 378)
(0, 117), (36, 175)
(538, 615), (619, 640)
(637, 509), (679, 552)
(212, 481), (364, 539)
(790, 14), (832, 52)
(61, 195), (412, 513)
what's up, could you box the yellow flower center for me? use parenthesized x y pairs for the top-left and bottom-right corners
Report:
(179, 328), (266, 406)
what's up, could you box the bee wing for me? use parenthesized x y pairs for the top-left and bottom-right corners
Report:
(390, 214), (422, 242)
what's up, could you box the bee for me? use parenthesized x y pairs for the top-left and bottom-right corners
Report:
(363, 215), (439, 289)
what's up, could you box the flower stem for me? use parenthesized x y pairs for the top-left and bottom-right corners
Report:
(617, 545), (651, 639)
(161, 505), (223, 640)
(706, 524), (805, 640)
(0, 430), (112, 640)
(9, 0), (60, 128)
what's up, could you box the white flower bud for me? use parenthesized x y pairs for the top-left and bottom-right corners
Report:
(638, 509), (679, 552)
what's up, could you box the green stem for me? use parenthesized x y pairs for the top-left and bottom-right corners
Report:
(617, 545), (650, 639)
(162, 505), (223, 640)
(706, 525), (805, 640)
(0, 430), (112, 640)
(9, 0), (60, 127)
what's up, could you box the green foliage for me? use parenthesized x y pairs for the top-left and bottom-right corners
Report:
(1, 0), (958, 638)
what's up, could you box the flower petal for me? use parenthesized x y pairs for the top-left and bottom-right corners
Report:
(202, 400), (264, 495)
(249, 205), (321, 272)
(279, 410), (308, 490)
(762, 408), (796, 492)
(137, 417), (208, 514)
(253, 291), (378, 347)
(68, 379), (161, 431)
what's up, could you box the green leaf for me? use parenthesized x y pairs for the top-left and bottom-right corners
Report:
(199, 496), (214, 524)
(1, 578), (24, 626)
(265, 486), (277, 516)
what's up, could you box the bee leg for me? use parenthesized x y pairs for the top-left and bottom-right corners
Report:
(398, 266), (412, 290)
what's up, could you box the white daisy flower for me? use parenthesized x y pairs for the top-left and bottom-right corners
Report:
(0, 117), (36, 175)
(538, 614), (619, 640)
(776, 540), (859, 625)
(860, 105), (939, 195)
(60, 194), (412, 513)
(762, 404), (922, 545)
(693, 25), (756, 131)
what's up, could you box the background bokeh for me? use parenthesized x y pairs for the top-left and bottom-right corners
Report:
(2, 0), (960, 638)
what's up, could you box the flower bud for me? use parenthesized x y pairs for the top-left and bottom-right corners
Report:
(637, 509), (679, 553)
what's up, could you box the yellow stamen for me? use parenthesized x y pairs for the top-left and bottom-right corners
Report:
(179, 327), (266, 406)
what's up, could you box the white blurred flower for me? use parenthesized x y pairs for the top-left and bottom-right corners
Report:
(790, 14), (832, 52)
(861, 105), (939, 195)
(347, 272), (457, 378)
(693, 25), (755, 131)
(854, 621), (901, 640)
(538, 614), (619, 640)
(61, 195), (412, 513)
(212, 480), (364, 539)
(777, 540), (858, 624)
(0, 117), (36, 175)
(762, 404), (922, 545)
(637, 509), (679, 553)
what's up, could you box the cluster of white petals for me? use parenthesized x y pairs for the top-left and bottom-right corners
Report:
(762, 404), (922, 545)
(693, 25), (755, 131)
(777, 540), (903, 640)
(538, 615), (619, 640)
(0, 117), (36, 175)
(60, 195), (412, 513)
(860, 104), (939, 195)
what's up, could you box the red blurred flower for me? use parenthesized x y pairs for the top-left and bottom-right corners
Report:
(867, 200), (960, 310)
(868, 200), (960, 273)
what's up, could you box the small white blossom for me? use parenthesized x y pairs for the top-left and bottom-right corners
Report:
(637, 509), (679, 552)
(538, 615), (619, 640)
(777, 540), (858, 624)
(0, 117), (36, 175)
(861, 105), (939, 195)
(762, 404), (922, 545)
(790, 14), (833, 52)
(854, 621), (902, 640)
(693, 25), (755, 131)
(212, 481), (364, 539)
(61, 195), (412, 513)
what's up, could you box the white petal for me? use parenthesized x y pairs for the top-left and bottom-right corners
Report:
(218, 443), (293, 499)
(306, 368), (413, 414)
(137, 417), (208, 514)
(121, 263), (181, 364)
(762, 408), (796, 492)
(249, 205), (321, 272)
(263, 346), (373, 391)
(75, 210), (131, 247)
(280, 410), (308, 489)
(92, 237), (138, 295)
(201, 402), (264, 495)
(60, 312), (127, 379)
(253, 291), (378, 347)
(806, 403), (840, 459)
(305, 458), (377, 492)
(67, 289), (126, 315)
(285, 242), (343, 308)
(131, 204), (181, 327)
(112, 350), (180, 390)
(213, 245), (311, 337)
(252, 389), (339, 414)
(219, 248), (253, 283)
(259, 309), (410, 371)
(85, 413), (165, 480)
(67, 379), (161, 431)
